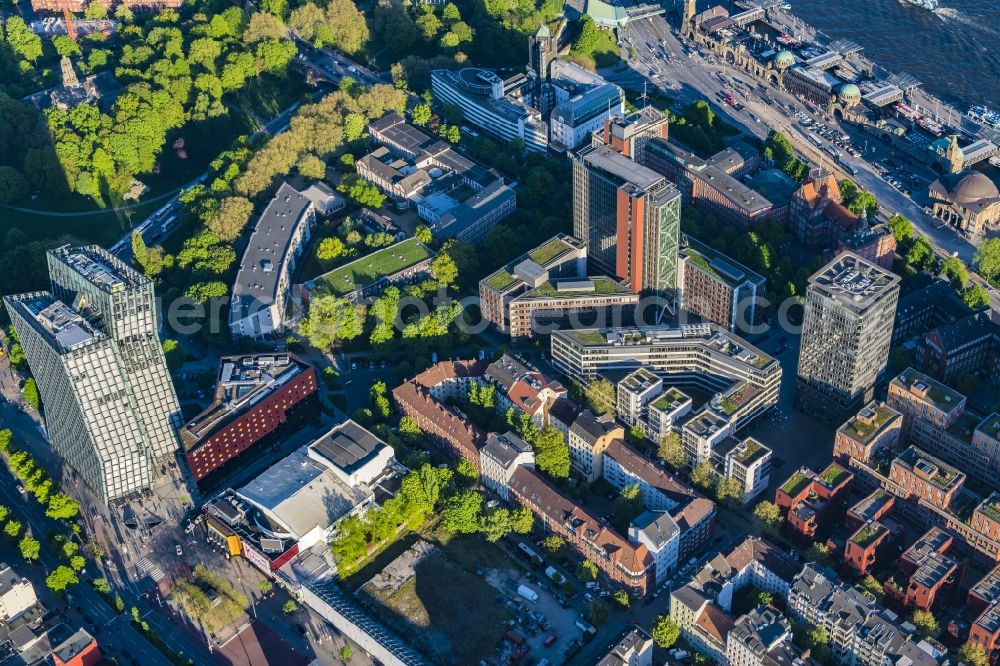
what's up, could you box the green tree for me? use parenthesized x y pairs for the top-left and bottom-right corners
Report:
(4, 521), (22, 538)
(941, 256), (969, 290)
(283, 600), (299, 614)
(911, 610), (938, 638)
(84, 1), (108, 19)
(577, 560), (598, 582)
(584, 378), (616, 417)
(690, 462), (717, 492)
(805, 543), (832, 565)
(92, 578), (111, 594)
(542, 534), (564, 554)
(19, 537), (40, 562)
(963, 284), (990, 310)
(441, 490), (483, 534)
(805, 626), (830, 662)
(45, 494), (81, 520)
(46, 565), (79, 593)
(21, 379), (40, 410)
(715, 477), (744, 506)
(340, 644), (353, 662)
(479, 507), (511, 542)
(209, 197), (254, 241)
(974, 238), (1000, 281)
(399, 416), (421, 437)
(886, 214), (913, 243)
(658, 432), (686, 469)
(838, 179), (878, 217)
(4, 17), (43, 63)
(859, 574), (884, 600)
(51, 35), (81, 58)
(344, 113), (365, 142)
(115, 594), (126, 612)
(572, 15), (600, 56)
(510, 506), (534, 534)
(456, 457), (478, 485)
(960, 643), (990, 666)
(185, 281), (228, 304)
(585, 599), (610, 627)
(300, 295), (365, 349)
(614, 483), (644, 526)
(613, 589), (629, 608)
(533, 427), (570, 479)
(430, 253), (459, 287)
(753, 500), (782, 537)
(259, 579), (273, 595)
(651, 615), (681, 648)
(414, 225), (433, 244)
(0, 430), (12, 453)
(411, 103), (432, 126)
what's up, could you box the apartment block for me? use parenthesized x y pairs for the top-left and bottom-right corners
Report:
(897, 527), (957, 612)
(776, 463), (853, 541)
(0, 564), (37, 622)
(484, 354), (567, 427)
(888, 446), (965, 511)
(230, 183), (316, 339)
(720, 437), (772, 503)
(972, 493), (1000, 543)
(844, 520), (897, 576)
(181, 355), (319, 482)
(616, 367), (692, 444)
(678, 236), (766, 332)
(833, 401), (903, 464)
(598, 627), (654, 666)
(573, 145), (682, 299)
(887, 368), (966, 438)
(480, 431), (534, 502)
(846, 490), (895, 532)
(567, 409), (623, 482)
(796, 253), (901, 425)
(727, 606), (816, 666)
(909, 411), (1000, 487)
(969, 566), (1000, 666)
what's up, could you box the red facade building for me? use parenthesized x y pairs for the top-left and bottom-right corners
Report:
(182, 355), (318, 482)
(51, 629), (101, 666)
(776, 463), (853, 541)
(898, 527), (957, 612)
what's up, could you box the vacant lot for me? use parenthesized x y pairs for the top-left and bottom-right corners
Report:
(360, 547), (512, 666)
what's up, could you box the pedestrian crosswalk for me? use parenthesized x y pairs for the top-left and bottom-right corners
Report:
(136, 557), (165, 583)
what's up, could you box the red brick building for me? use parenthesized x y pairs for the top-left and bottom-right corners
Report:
(182, 355), (318, 482)
(973, 494), (1000, 543)
(776, 463), (853, 541)
(836, 224), (896, 271)
(898, 527), (957, 612)
(846, 489), (895, 532)
(845, 521), (894, 576)
(888, 446), (965, 511)
(391, 361), (488, 470)
(833, 401), (902, 464)
(969, 606), (1000, 666)
(51, 629), (101, 666)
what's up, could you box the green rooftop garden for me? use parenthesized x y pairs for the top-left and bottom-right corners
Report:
(571, 330), (607, 345)
(844, 405), (896, 441)
(719, 396), (740, 416)
(652, 388), (688, 411)
(485, 270), (518, 291)
(780, 470), (812, 497)
(819, 464), (851, 488)
(977, 495), (1000, 523)
(528, 238), (570, 266)
(525, 277), (628, 299)
(311, 238), (433, 297)
(851, 523), (887, 548)
(733, 439), (767, 465)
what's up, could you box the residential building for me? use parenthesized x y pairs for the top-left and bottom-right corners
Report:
(788, 171), (860, 249)
(573, 145), (682, 299)
(598, 627), (654, 666)
(671, 585), (733, 663)
(359, 113), (516, 242)
(230, 183), (315, 339)
(644, 387), (693, 443)
(969, 563), (1000, 618)
(795, 253), (901, 426)
(615, 366), (693, 443)
(507, 277), (639, 340)
(682, 406), (732, 466)
(897, 527), (956, 612)
(907, 411), (1000, 487)
(479, 234), (588, 335)
(844, 520), (897, 576)
(836, 224), (896, 271)
(832, 401), (903, 464)
(629, 511), (681, 588)
(727, 606), (816, 666)
(915, 310), (999, 382)
(45, 245), (182, 458)
(616, 367), (663, 426)
(567, 409), (624, 482)
(0, 565), (36, 622)
(480, 431), (534, 502)
(391, 361), (488, 470)
(483, 354), (567, 426)
(888, 446), (965, 511)
(181, 354), (319, 483)
(33, 0), (179, 10)
(968, 566), (1000, 666)
(721, 436), (773, 503)
(887, 368), (966, 439)
(50, 629), (102, 666)
(678, 236), (766, 332)
(508, 465), (654, 595)
(972, 493), (1000, 542)
(4, 292), (177, 503)
(551, 325), (781, 427)
(892, 278), (973, 346)
(430, 68), (549, 151)
(846, 490), (895, 532)
(775, 463), (854, 541)
(591, 107), (670, 163)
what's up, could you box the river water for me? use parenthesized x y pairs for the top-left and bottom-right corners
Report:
(786, 0), (1000, 111)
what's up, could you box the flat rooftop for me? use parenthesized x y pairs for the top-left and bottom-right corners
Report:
(850, 490), (893, 523)
(694, 165), (774, 215)
(681, 236), (765, 288)
(309, 420), (388, 477)
(52, 244), (144, 291)
(11, 293), (101, 353)
(728, 437), (770, 466)
(651, 387), (690, 412)
(619, 367), (661, 394)
(808, 252), (900, 310)
(307, 238), (434, 297)
(890, 368), (964, 413)
(520, 276), (632, 300)
(579, 144), (665, 191)
(839, 402), (899, 443)
(893, 446), (965, 492)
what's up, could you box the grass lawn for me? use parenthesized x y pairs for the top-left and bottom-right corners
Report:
(308, 238), (433, 297)
(591, 29), (622, 69)
(227, 72), (310, 120)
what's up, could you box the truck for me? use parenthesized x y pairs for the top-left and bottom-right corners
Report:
(517, 584), (539, 603)
(505, 629), (525, 646)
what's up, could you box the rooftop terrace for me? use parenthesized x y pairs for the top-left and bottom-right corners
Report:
(851, 522), (888, 548)
(308, 238), (433, 297)
(817, 462), (851, 489)
(730, 437), (769, 466)
(894, 446), (964, 491)
(976, 493), (1000, 524)
(522, 276), (630, 300)
(651, 387), (690, 412)
(780, 469), (813, 497)
(841, 403), (898, 443)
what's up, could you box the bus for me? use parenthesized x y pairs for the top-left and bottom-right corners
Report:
(160, 215), (179, 233)
(808, 133), (824, 147)
(822, 145), (839, 161)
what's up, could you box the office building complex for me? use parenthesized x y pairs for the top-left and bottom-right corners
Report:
(573, 145), (681, 299)
(795, 253), (900, 425)
(914, 310), (999, 383)
(678, 236), (766, 332)
(181, 354), (319, 482)
(832, 401), (902, 464)
(886, 368), (966, 438)
(5, 247), (182, 503)
(230, 182), (316, 339)
(547, 60), (625, 151)
(591, 107), (669, 163)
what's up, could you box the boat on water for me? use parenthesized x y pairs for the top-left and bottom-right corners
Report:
(968, 105), (1000, 130)
(898, 0), (939, 9)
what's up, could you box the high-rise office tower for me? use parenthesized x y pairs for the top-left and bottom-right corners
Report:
(795, 252), (900, 425)
(573, 145), (681, 301)
(4, 246), (182, 503)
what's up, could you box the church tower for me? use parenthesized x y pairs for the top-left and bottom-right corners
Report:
(682, 0), (698, 39)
